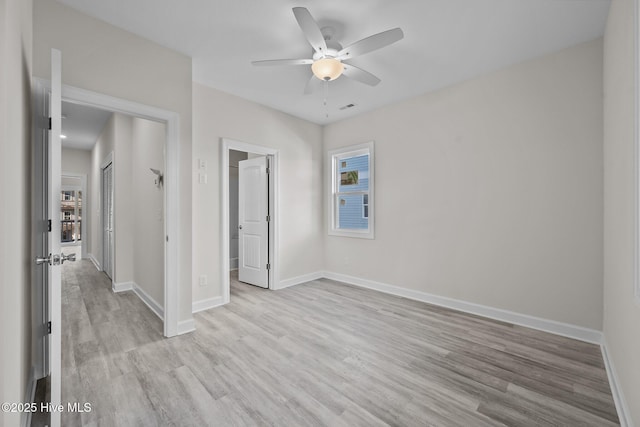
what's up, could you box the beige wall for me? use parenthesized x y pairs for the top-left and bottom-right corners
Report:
(192, 83), (324, 304)
(0, 0), (32, 425)
(62, 147), (92, 176)
(324, 39), (604, 330)
(114, 114), (134, 284)
(603, 0), (640, 423)
(89, 114), (165, 307)
(132, 118), (166, 305)
(89, 114), (116, 268)
(33, 0), (193, 322)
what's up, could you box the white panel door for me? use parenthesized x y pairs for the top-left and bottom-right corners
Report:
(238, 156), (269, 288)
(102, 162), (114, 279)
(35, 48), (63, 427)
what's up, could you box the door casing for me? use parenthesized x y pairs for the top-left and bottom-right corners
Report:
(221, 138), (279, 302)
(32, 78), (185, 338)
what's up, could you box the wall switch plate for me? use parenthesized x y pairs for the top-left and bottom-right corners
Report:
(199, 172), (207, 184)
(199, 275), (207, 287)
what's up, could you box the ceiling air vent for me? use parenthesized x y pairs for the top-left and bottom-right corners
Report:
(339, 103), (356, 111)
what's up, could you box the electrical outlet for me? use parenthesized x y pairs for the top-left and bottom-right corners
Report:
(198, 158), (206, 169)
(199, 275), (207, 287)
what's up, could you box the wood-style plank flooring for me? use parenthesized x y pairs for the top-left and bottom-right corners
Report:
(59, 260), (619, 426)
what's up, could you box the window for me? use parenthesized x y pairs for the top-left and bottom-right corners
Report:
(60, 189), (82, 244)
(328, 142), (374, 239)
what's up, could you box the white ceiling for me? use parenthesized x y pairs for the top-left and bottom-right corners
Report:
(56, 0), (611, 125)
(61, 101), (112, 150)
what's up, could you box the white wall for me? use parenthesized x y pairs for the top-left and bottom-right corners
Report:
(114, 114), (134, 284)
(603, 0), (640, 423)
(62, 147), (91, 176)
(324, 39), (604, 330)
(90, 114), (165, 308)
(192, 83), (324, 304)
(132, 118), (165, 306)
(89, 114), (116, 269)
(0, 0), (32, 425)
(33, 0), (193, 322)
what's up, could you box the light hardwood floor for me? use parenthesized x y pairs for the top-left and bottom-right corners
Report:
(58, 260), (619, 426)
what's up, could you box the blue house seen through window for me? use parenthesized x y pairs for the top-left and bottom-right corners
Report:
(338, 154), (369, 230)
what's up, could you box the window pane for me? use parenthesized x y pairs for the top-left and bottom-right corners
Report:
(338, 154), (368, 193)
(338, 194), (368, 230)
(76, 190), (82, 242)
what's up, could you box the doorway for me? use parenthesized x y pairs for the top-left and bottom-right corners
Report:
(101, 160), (114, 279)
(221, 138), (279, 302)
(60, 174), (86, 262)
(59, 84), (180, 336)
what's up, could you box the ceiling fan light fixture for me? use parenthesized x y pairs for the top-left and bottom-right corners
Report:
(311, 58), (344, 81)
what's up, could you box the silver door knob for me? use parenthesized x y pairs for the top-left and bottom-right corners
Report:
(35, 254), (61, 266)
(238, 225), (243, 230)
(61, 253), (76, 264)
(35, 255), (51, 265)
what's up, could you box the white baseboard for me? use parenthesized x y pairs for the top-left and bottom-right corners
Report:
(112, 281), (134, 293)
(132, 283), (164, 320)
(87, 253), (101, 271)
(192, 296), (225, 313)
(22, 366), (37, 427)
(177, 318), (196, 335)
(322, 271), (603, 345)
(601, 339), (632, 427)
(275, 271), (324, 290)
(112, 280), (164, 320)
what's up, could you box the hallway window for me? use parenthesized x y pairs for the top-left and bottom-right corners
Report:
(61, 189), (82, 244)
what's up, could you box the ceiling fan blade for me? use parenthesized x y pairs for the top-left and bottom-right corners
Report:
(342, 64), (381, 86)
(304, 75), (322, 94)
(336, 28), (404, 60)
(292, 7), (328, 56)
(251, 59), (313, 66)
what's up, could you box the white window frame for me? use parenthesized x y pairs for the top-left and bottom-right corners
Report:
(327, 141), (374, 239)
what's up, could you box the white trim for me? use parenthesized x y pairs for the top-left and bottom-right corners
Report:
(112, 281), (164, 320)
(177, 318), (196, 334)
(22, 366), (37, 427)
(601, 339), (633, 427)
(229, 257), (238, 270)
(35, 80), (183, 338)
(327, 141), (375, 239)
(221, 138), (279, 303)
(132, 283), (164, 320)
(635, 0), (640, 303)
(112, 281), (134, 293)
(275, 271), (324, 290)
(87, 253), (101, 270)
(322, 271), (603, 344)
(192, 296), (225, 313)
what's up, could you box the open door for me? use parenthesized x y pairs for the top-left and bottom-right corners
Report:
(33, 49), (73, 427)
(238, 156), (269, 288)
(102, 161), (114, 279)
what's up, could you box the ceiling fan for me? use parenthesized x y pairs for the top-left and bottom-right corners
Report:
(252, 7), (404, 94)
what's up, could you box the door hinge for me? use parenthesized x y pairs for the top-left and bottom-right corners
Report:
(266, 263), (271, 270)
(266, 215), (270, 222)
(266, 167), (270, 174)
(47, 219), (51, 232)
(47, 322), (51, 334)
(48, 117), (52, 130)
